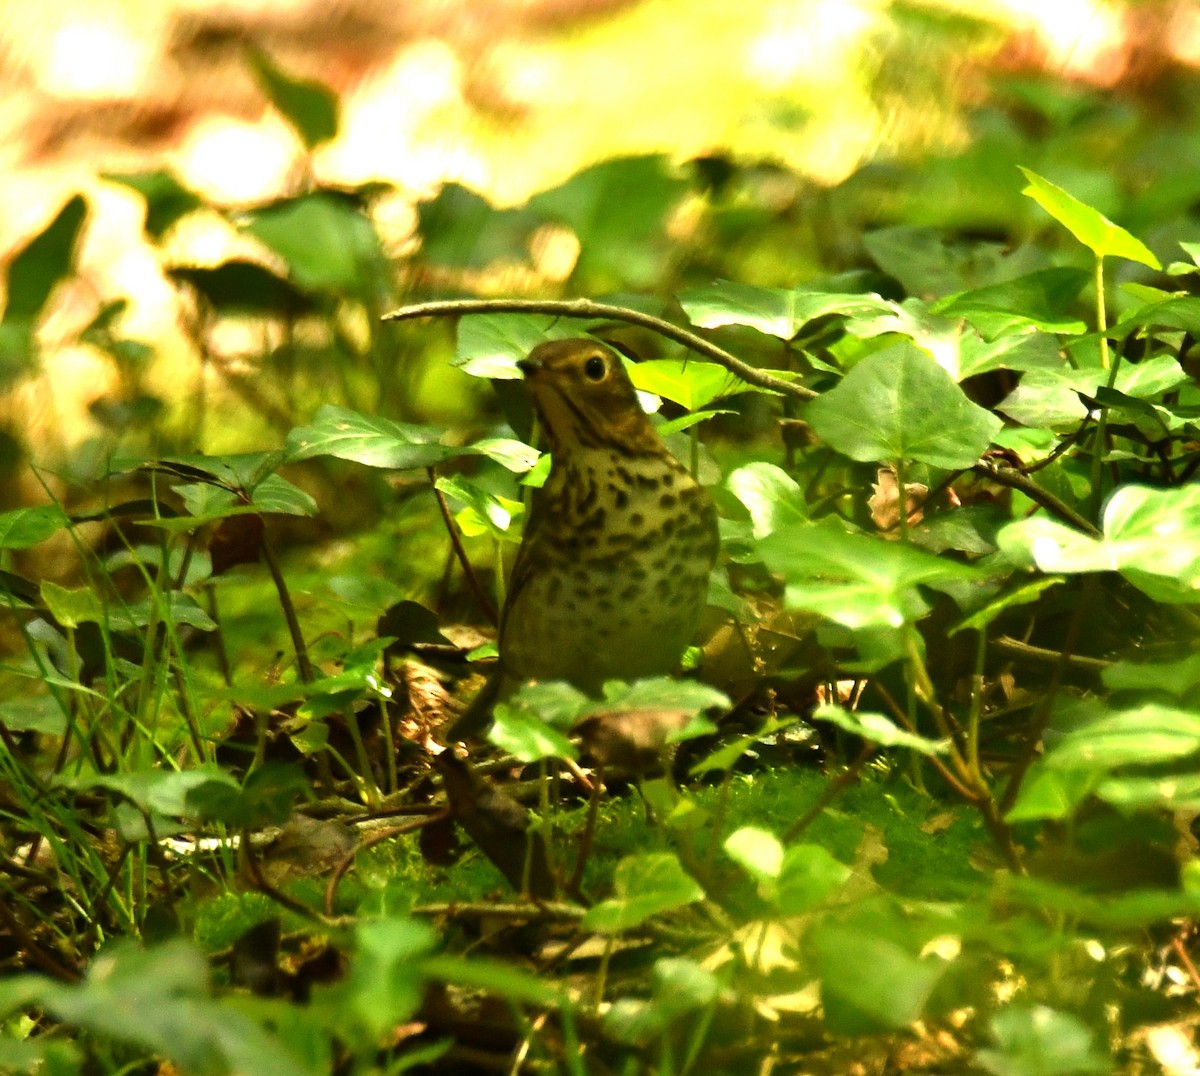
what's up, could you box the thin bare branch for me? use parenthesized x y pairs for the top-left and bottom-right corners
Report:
(383, 297), (816, 400)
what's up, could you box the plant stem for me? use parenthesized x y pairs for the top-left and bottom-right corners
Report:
(429, 468), (499, 626)
(260, 525), (314, 683)
(971, 460), (1099, 535)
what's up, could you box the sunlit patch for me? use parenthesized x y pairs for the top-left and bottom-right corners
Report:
(1000, 0), (1126, 82)
(42, 17), (152, 98)
(1031, 535), (1065, 567)
(749, 0), (876, 90)
(327, 40), (486, 192)
(1169, 4), (1200, 67)
(528, 223), (580, 282)
(173, 114), (299, 204)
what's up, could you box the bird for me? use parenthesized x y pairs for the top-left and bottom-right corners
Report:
(446, 337), (719, 739)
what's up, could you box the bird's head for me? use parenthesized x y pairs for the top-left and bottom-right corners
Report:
(517, 339), (660, 455)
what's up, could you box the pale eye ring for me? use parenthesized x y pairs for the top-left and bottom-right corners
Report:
(584, 355), (607, 381)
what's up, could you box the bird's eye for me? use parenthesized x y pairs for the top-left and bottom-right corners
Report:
(583, 355), (607, 381)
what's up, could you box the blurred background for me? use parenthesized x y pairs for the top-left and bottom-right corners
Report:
(2, 0), (1200, 506)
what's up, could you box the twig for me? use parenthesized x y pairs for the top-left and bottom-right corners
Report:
(260, 526), (314, 683)
(872, 682), (981, 802)
(972, 460), (1100, 536)
(410, 900), (586, 921)
(1000, 577), (1092, 814)
(428, 468), (499, 626)
(783, 743), (875, 842)
(992, 636), (1110, 671)
(324, 815), (435, 916)
(240, 827), (329, 924)
(383, 297), (816, 401)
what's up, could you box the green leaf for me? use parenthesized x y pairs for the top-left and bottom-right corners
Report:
(691, 719), (801, 777)
(1103, 653), (1200, 699)
(4, 195), (87, 321)
(104, 171), (202, 239)
(0, 696), (68, 735)
(287, 405), (450, 470)
(813, 923), (946, 1033)
(417, 184), (538, 270)
(757, 518), (981, 629)
(349, 918), (437, 1040)
(951, 578), (1062, 634)
(31, 939), (320, 1075)
(139, 451), (286, 494)
(68, 766), (240, 820)
(582, 852), (705, 933)
(1005, 765), (1096, 823)
(677, 279), (891, 340)
(596, 678), (730, 717)
(627, 358), (756, 409)
(1096, 772), (1200, 812)
(248, 50), (339, 149)
(724, 826), (784, 881)
(977, 1004), (1111, 1076)
(490, 703), (579, 763)
(998, 484), (1200, 603)
(933, 267), (1090, 335)
(168, 262), (314, 317)
(40, 582), (104, 629)
(1019, 168), (1160, 268)
(805, 342), (1001, 467)
(0, 505), (69, 550)
(454, 315), (577, 379)
(107, 594), (217, 632)
(726, 462), (807, 538)
(1042, 703), (1200, 771)
(249, 473), (318, 517)
(435, 474), (523, 539)
(244, 193), (380, 296)
(774, 844), (853, 915)
(813, 703), (949, 755)
(863, 226), (1046, 298)
(528, 155), (688, 289)
(466, 437), (540, 473)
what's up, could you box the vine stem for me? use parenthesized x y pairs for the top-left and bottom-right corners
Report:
(1089, 254), (1119, 518)
(971, 460), (1100, 535)
(428, 468), (500, 626)
(383, 297), (816, 400)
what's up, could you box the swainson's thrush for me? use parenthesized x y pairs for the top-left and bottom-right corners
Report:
(448, 338), (719, 738)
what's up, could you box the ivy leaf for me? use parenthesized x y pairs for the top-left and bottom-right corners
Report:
(490, 703), (579, 763)
(805, 341), (1001, 468)
(627, 358), (755, 409)
(977, 1005), (1111, 1076)
(998, 484), (1200, 604)
(244, 193), (381, 297)
(1019, 168), (1160, 268)
(454, 315), (577, 379)
(933, 267), (1089, 335)
(813, 703), (949, 755)
(0, 505), (70, 550)
(757, 518), (981, 629)
(582, 852), (704, 933)
(287, 405), (450, 470)
(4, 195), (87, 322)
(726, 463), (807, 538)
(248, 50), (339, 149)
(678, 279), (891, 340)
(105, 171), (202, 240)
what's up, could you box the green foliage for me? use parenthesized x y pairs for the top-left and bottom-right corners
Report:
(7, 37), (1200, 1075)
